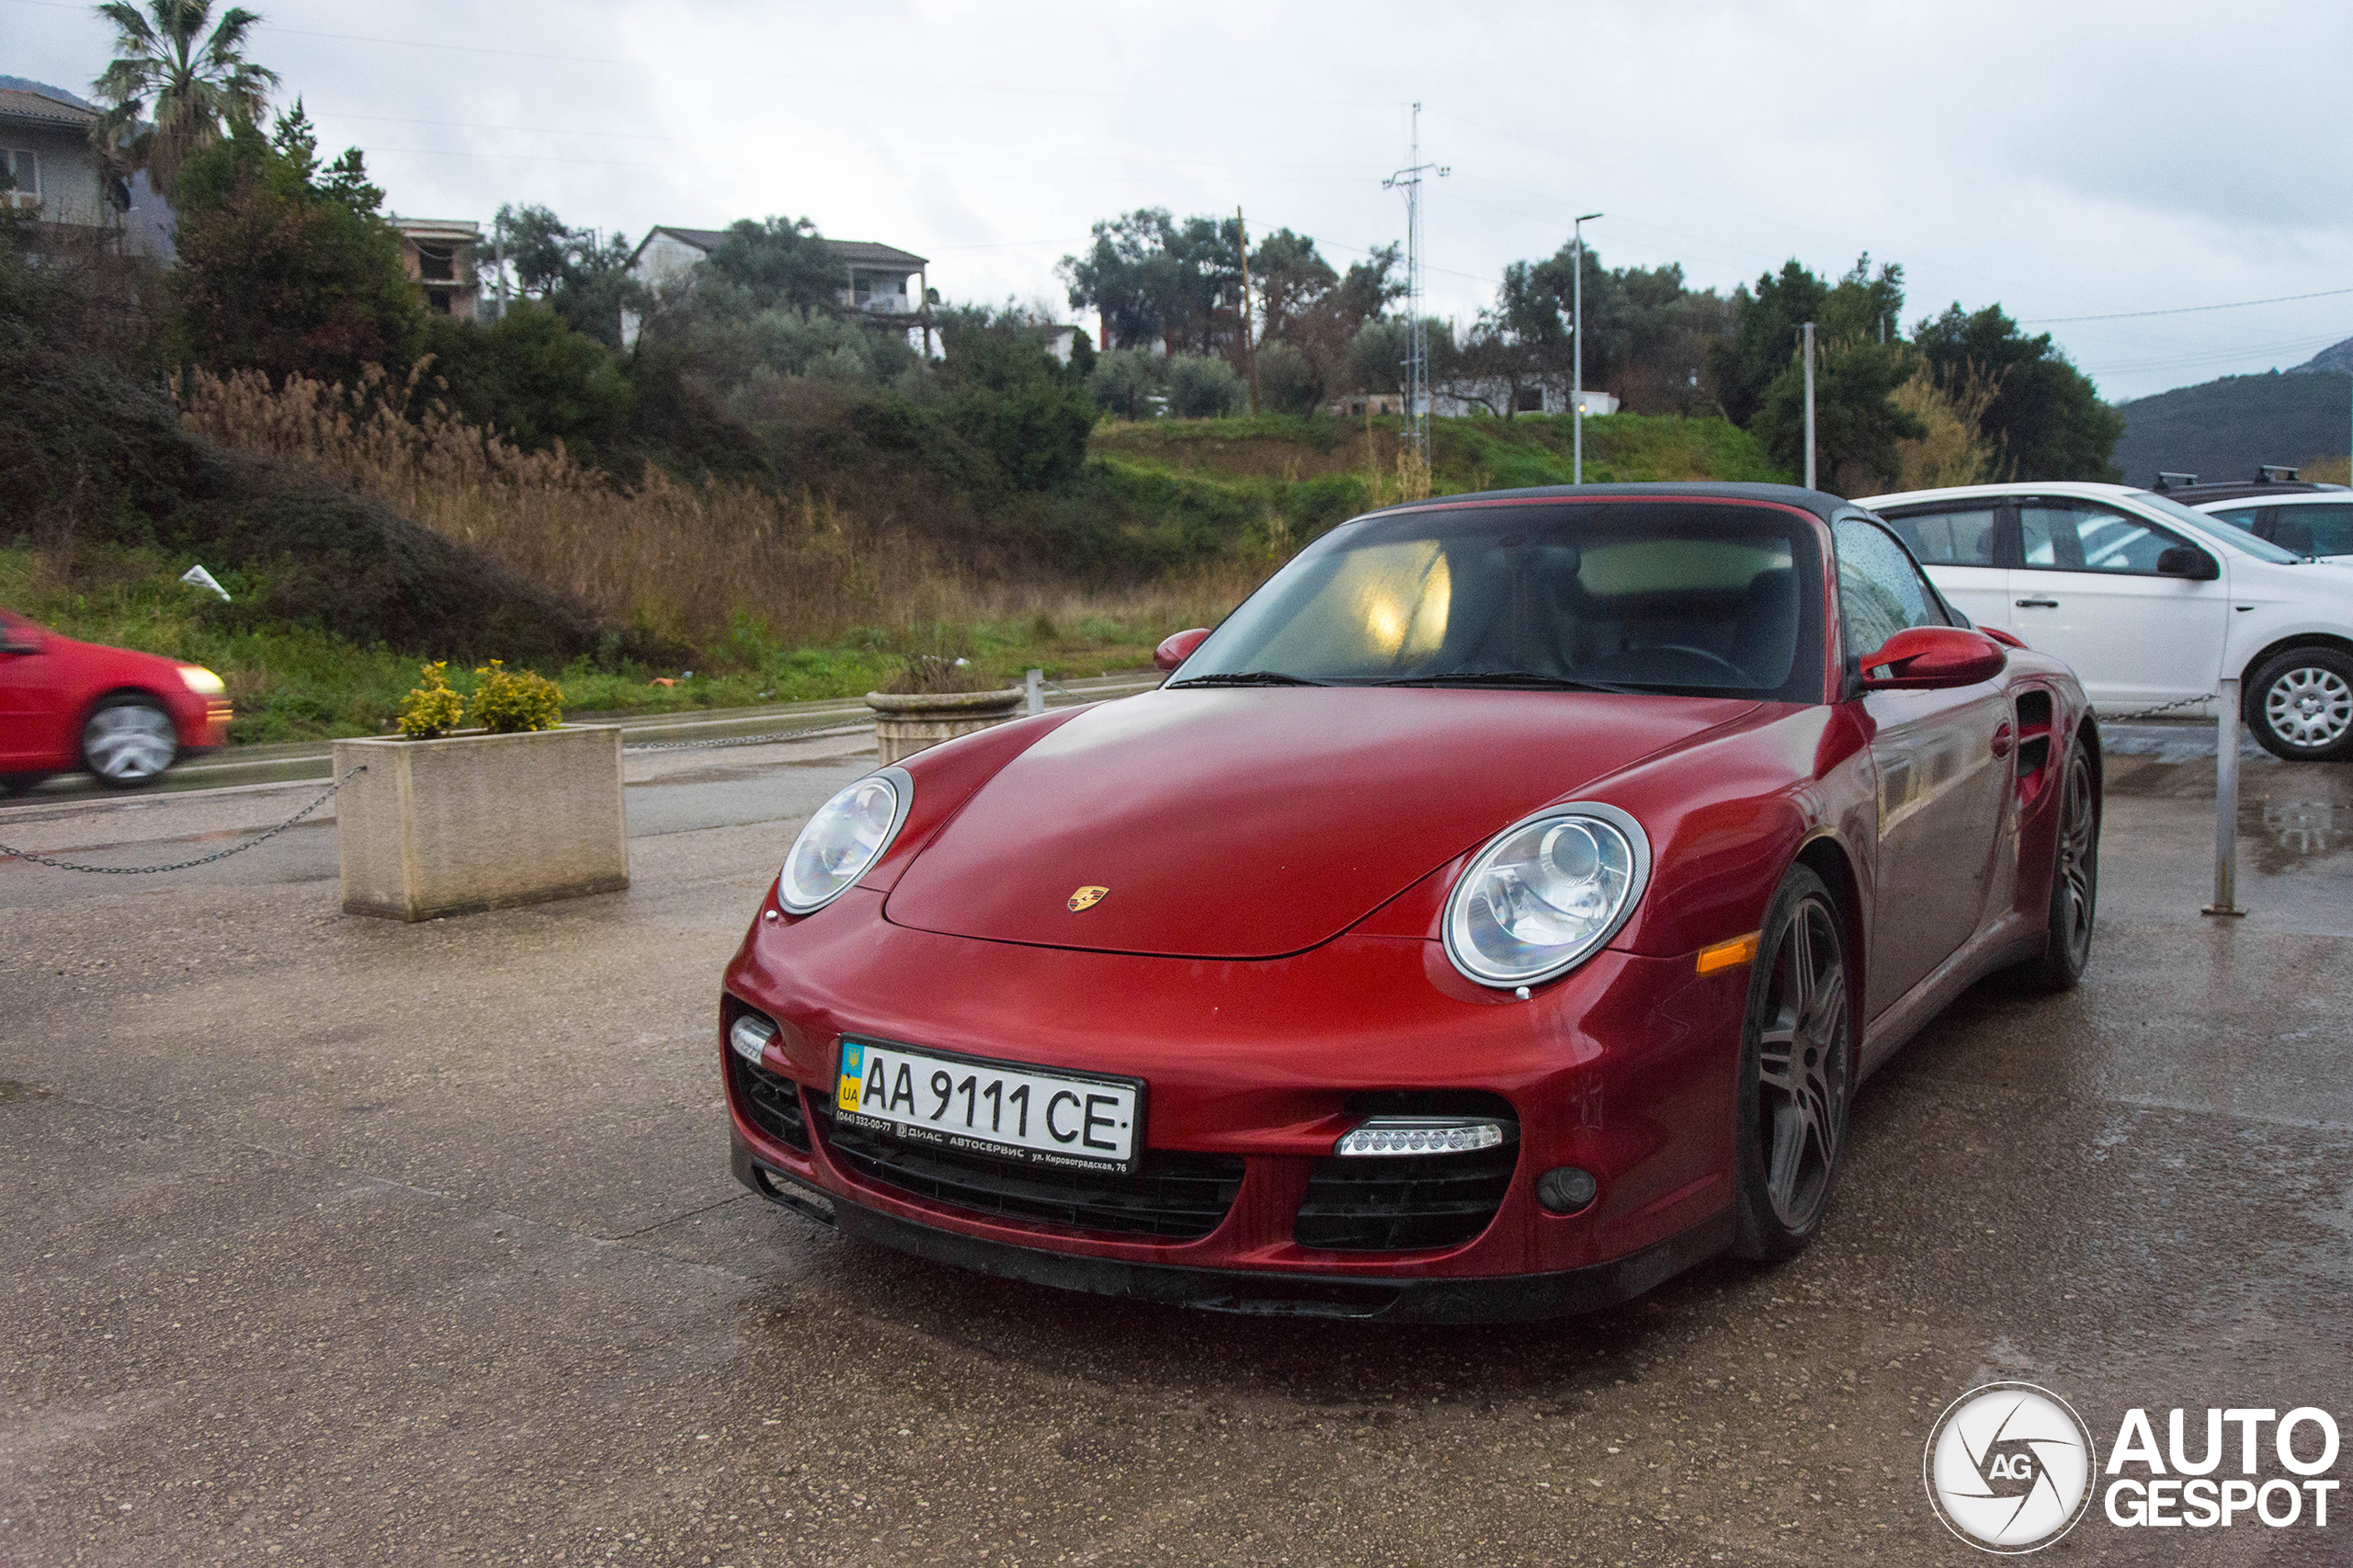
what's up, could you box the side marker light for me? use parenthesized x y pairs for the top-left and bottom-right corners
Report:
(1696, 931), (1761, 974)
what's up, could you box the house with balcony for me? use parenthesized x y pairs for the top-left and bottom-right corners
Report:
(0, 75), (176, 260)
(389, 217), (481, 318)
(621, 224), (931, 347)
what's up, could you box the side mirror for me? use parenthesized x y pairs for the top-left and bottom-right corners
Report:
(2155, 545), (2220, 580)
(1154, 628), (1211, 673)
(1859, 626), (2006, 691)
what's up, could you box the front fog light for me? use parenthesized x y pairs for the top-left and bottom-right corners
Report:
(1536, 1166), (1598, 1212)
(1336, 1116), (1513, 1156)
(729, 1012), (778, 1066)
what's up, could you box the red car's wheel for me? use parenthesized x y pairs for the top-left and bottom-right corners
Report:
(1732, 865), (1853, 1262)
(81, 694), (178, 789)
(2011, 736), (2098, 994)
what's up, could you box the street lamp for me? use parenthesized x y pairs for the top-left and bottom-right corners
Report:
(1572, 212), (1602, 484)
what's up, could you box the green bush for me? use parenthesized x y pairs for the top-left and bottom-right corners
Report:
(396, 661), (465, 738)
(468, 660), (564, 733)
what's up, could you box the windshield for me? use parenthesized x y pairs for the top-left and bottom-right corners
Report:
(1176, 500), (1825, 700)
(2131, 491), (2301, 563)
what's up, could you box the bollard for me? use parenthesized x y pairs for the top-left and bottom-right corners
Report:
(1026, 668), (1044, 717)
(2202, 677), (2248, 917)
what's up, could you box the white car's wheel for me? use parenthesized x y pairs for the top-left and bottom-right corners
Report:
(2248, 649), (2353, 762)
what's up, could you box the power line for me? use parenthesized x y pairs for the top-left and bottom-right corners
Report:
(2024, 288), (2353, 324)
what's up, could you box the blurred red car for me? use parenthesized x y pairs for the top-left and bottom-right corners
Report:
(719, 485), (2100, 1322)
(0, 608), (232, 790)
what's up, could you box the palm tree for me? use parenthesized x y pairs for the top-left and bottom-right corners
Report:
(90, 0), (279, 202)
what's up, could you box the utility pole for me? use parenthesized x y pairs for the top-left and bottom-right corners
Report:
(1572, 211), (1602, 484)
(1236, 206), (1259, 417)
(1384, 103), (1448, 465)
(1801, 321), (1817, 491)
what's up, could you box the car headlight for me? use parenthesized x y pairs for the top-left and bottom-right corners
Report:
(177, 665), (226, 695)
(778, 767), (914, 914)
(1443, 802), (1651, 988)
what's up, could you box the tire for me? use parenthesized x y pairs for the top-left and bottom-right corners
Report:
(2246, 647), (2353, 762)
(2012, 736), (2099, 994)
(80, 693), (178, 789)
(1730, 864), (1854, 1263)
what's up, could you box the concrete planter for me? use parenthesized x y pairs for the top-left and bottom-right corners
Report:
(865, 688), (1025, 765)
(331, 726), (629, 921)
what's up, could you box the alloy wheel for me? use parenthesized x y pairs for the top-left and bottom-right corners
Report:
(84, 702), (176, 782)
(2263, 665), (2353, 752)
(1755, 895), (1850, 1233)
(2053, 755), (2097, 969)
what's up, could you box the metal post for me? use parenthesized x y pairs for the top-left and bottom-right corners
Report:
(1572, 211), (1601, 483)
(2203, 678), (2247, 916)
(1384, 105), (1446, 467)
(1801, 322), (1817, 491)
(1026, 668), (1044, 717)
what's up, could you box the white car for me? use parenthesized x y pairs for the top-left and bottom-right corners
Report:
(1857, 481), (2353, 762)
(2193, 490), (2353, 562)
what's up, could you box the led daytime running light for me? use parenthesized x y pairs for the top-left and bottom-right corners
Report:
(1335, 1117), (1514, 1157)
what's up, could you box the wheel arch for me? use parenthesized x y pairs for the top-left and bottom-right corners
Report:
(2237, 633), (2353, 710)
(1791, 830), (1866, 1065)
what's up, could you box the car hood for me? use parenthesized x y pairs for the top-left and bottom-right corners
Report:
(882, 687), (1757, 959)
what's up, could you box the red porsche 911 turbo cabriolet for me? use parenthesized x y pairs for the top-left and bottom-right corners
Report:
(718, 483), (2098, 1322)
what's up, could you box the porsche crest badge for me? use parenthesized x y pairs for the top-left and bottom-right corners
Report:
(1067, 885), (1109, 913)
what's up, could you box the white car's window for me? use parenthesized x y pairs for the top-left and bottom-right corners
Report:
(2205, 505), (2262, 529)
(2020, 504), (2183, 574)
(1881, 507), (1997, 567)
(1834, 517), (1947, 656)
(2268, 503), (2353, 558)
(2131, 491), (2300, 562)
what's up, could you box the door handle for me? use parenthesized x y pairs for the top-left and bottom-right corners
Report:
(1991, 722), (2012, 758)
(2015, 598), (2059, 608)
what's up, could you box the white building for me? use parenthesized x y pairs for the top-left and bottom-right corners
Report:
(621, 224), (931, 348)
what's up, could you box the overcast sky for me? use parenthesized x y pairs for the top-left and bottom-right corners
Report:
(11, 0), (2351, 402)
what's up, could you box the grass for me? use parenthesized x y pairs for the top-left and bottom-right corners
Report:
(1, 544), (1229, 743)
(20, 390), (1779, 748)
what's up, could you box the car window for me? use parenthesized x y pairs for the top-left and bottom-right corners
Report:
(2270, 502), (2353, 557)
(2131, 490), (2300, 563)
(1833, 517), (1947, 656)
(2019, 503), (2184, 574)
(1182, 500), (1827, 700)
(2204, 505), (2263, 530)
(1881, 507), (1997, 567)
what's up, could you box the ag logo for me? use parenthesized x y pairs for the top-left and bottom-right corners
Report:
(1925, 1382), (2097, 1553)
(1066, 885), (1108, 913)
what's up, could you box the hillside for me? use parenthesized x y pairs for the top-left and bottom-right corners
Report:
(2111, 367), (2352, 487)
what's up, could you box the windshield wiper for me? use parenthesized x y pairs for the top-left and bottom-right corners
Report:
(1373, 670), (1640, 694)
(1165, 670), (1331, 688)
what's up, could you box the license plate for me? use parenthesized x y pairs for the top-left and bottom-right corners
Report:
(835, 1039), (1143, 1173)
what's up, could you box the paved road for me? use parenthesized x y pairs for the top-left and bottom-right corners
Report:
(3, 719), (2349, 1565)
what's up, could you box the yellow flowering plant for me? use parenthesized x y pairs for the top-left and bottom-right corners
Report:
(395, 661), (467, 739)
(468, 660), (563, 733)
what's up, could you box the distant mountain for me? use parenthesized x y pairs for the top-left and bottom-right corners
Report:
(2110, 367), (2351, 488)
(2289, 335), (2353, 378)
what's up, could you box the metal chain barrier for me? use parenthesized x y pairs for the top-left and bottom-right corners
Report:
(2102, 693), (2223, 723)
(0, 765), (367, 875)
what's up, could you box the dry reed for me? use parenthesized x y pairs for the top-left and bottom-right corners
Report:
(175, 365), (1259, 654)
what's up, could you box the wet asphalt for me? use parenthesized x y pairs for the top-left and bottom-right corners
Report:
(1, 722), (2348, 1566)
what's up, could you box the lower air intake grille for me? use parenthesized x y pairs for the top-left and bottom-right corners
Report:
(812, 1104), (1243, 1240)
(730, 1055), (810, 1153)
(1294, 1141), (1518, 1251)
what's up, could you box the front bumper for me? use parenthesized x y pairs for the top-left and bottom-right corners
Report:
(734, 1138), (1733, 1323)
(722, 887), (1748, 1315)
